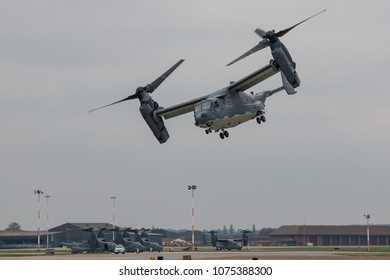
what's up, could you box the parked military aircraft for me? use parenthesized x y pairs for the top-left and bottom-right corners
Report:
(132, 228), (164, 252)
(89, 10), (325, 143)
(60, 227), (115, 253)
(111, 228), (146, 253)
(209, 230), (251, 251)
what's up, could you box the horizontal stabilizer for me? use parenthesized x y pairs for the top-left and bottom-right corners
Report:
(256, 86), (284, 102)
(268, 86), (285, 97)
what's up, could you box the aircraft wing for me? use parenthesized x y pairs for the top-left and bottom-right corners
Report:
(228, 63), (279, 93)
(216, 238), (234, 244)
(157, 94), (210, 119)
(216, 239), (231, 244)
(232, 238), (244, 242)
(157, 63), (278, 120)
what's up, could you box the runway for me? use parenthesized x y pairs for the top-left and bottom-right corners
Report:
(3, 249), (389, 280)
(4, 249), (390, 260)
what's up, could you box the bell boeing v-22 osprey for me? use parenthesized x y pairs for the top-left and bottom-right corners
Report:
(209, 230), (251, 251)
(60, 227), (115, 253)
(89, 10), (325, 143)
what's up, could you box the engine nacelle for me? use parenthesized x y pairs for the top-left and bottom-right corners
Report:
(211, 233), (217, 247)
(272, 47), (300, 88)
(139, 103), (169, 144)
(242, 233), (249, 246)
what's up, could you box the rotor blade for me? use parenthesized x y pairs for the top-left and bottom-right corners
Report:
(145, 59), (185, 93)
(226, 39), (269, 66)
(88, 94), (137, 113)
(276, 9), (326, 37)
(254, 28), (267, 38)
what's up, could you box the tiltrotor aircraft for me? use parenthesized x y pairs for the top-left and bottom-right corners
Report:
(209, 230), (251, 251)
(60, 227), (115, 253)
(111, 227), (146, 253)
(89, 10), (325, 143)
(132, 228), (164, 252)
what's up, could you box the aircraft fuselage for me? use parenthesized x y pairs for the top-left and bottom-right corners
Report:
(194, 90), (266, 132)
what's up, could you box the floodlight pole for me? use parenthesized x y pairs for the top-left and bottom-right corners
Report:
(45, 195), (51, 248)
(364, 214), (371, 251)
(34, 189), (43, 251)
(188, 185), (197, 251)
(111, 196), (117, 241)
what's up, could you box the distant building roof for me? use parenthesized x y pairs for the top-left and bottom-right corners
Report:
(50, 223), (114, 232)
(0, 230), (59, 238)
(270, 225), (390, 236)
(0, 230), (38, 238)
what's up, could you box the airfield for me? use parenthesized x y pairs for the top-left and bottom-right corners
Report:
(2, 246), (390, 260)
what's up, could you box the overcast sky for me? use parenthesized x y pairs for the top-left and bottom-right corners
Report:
(1, 0), (389, 232)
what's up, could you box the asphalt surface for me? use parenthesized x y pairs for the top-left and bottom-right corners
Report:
(3, 249), (390, 260)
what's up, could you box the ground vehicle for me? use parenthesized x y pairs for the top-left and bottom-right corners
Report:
(114, 244), (125, 254)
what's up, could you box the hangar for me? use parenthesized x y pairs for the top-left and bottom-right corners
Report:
(270, 225), (390, 246)
(1, 223), (163, 248)
(50, 223), (163, 246)
(0, 230), (44, 248)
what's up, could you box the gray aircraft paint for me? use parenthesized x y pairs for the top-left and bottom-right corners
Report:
(89, 11), (325, 142)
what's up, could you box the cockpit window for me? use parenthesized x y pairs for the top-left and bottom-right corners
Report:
(195, 103), (201, 113)
(195, 100), (212, 113)
(202, 100), (211, 110)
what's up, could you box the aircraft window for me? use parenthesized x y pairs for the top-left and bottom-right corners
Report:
(195, 103), (201, 113)
(202, 100), (211, 110)
(212, 101), (219, 109)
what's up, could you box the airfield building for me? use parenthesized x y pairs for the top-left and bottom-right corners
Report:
(0, 230), (45, 248)
(270, 225), (390, 246)
(49, 223), (114, 244)
(1, 222), (164, 248)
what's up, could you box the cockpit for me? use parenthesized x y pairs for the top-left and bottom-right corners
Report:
(194, 99), (219, 113)
(195, 100), (211, 113)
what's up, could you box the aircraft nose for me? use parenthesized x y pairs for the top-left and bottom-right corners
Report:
(195, 112), (208, 120)
(194, 112), (208, 127)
